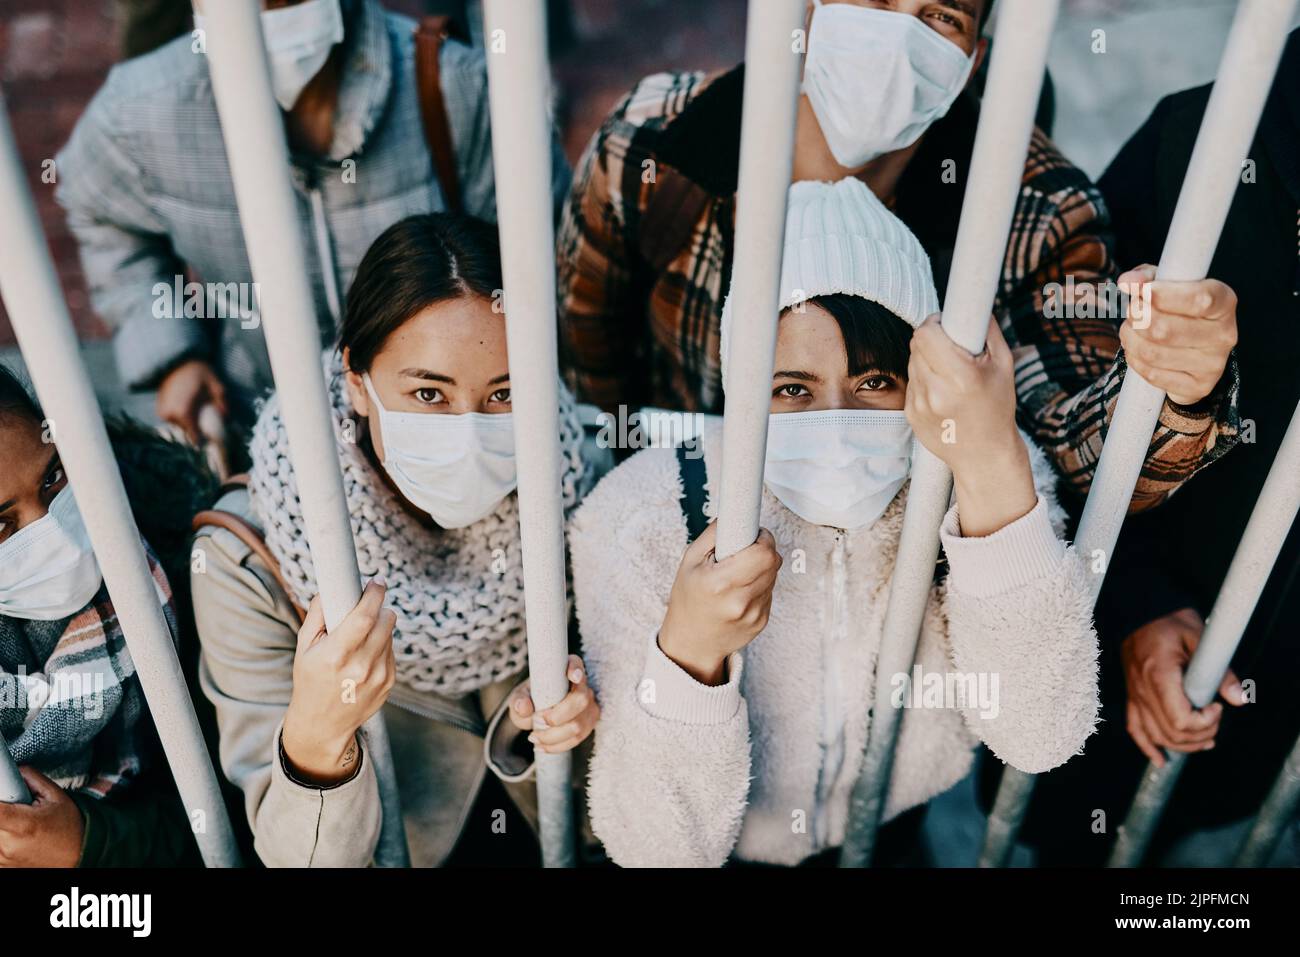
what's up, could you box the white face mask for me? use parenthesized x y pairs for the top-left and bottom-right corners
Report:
(764, 409), (914, 530)
(0, 487), (104, 622)
(803, 2), (976, 169)
(195, 0), (344, 111)
(363, 375), (518, 530)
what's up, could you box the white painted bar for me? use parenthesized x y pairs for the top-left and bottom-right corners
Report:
(988, 0), (1300, 868)
(0, 88), (238, 864)
(840, 0), (1061, 867)
(714, 0), (808, 560)
(1111, 398), (1300, 867)
(1184, 406), (1300, 707)
(1074, 0), (1299, 604)
(481, 0), (575, 867)
(1236, 729), (1300, 866)
(0, 735), (31, 804)
(200, 0), (409, 867)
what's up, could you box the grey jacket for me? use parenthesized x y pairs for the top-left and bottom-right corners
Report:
(56, 0), (570, 422)
(190, 487), (538, 867)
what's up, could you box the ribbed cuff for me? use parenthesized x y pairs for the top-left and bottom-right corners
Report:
(941, 497), (1065, 599)
(639, 632), (743, 725)
(483, 677), (536, 783)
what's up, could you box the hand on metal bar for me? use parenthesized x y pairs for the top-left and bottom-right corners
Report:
(504, 655), (601, 755)
(1119, 607), (1246, 768)
(659, 523), (782, 687)
(280, 584), (396, 786)
(1115, 265), (1238, 411)
(0, 767), (84, 866)
(906, 315), (1037, 538)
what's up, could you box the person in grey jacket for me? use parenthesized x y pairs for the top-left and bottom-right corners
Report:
(56, 0), (569, 443)
(191, 213), (597, 867)
(571, 178), (1100, 867)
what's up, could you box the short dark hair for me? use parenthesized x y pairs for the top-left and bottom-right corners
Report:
(0, 363), (41, 428)
(339, 212), (504, 374)
(785, 293), (914, 380)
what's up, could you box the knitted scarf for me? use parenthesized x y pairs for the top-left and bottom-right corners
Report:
(248, 351), (588, 698)
(0, 543), (175, 798)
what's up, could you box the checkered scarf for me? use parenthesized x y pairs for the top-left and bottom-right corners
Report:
(0, 543), (176, 799)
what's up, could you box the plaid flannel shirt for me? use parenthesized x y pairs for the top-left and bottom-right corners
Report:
(557, 67), (1240, 510)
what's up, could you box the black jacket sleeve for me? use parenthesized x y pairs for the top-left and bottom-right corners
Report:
(69, 769), (201, 868)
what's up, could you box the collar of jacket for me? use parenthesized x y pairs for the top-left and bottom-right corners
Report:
(323, 0), (395, 163)
(652, 62), (980, 272)
(189, 0), (393, 165)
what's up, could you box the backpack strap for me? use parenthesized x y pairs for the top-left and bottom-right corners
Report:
(191, 476), (307, 627)
(414, 16), (462, 214)
(676, 445), (710, 542)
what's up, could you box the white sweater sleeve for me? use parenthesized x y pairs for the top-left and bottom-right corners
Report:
(570, 451), (753, 868)
(586, 634), (752, 867)
(938, 496), (1100, 773)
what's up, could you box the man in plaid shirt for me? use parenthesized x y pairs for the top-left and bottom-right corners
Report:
(557, 0), (1241, 510)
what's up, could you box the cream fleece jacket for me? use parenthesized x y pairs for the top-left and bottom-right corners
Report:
(570, 428), (1099, 868)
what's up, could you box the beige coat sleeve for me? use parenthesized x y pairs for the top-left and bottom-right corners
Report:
(190, 527), (382, 867)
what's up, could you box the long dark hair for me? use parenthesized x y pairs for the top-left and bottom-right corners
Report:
(339, 212), (504, 373)
(783, 293), (914, 380)
(0, 363), (41, 428)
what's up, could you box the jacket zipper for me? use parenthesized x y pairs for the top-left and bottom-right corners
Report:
(811, 528), (848, 850)
(385, 685), (486, 737)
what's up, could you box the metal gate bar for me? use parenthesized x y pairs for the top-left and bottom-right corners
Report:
(0, 87), (240, 866)
(201, 0), (409, 867)
(840, 0), (1061, 867)
(981, 0), (1300, 868)
(714, 0), (808, 561)
(1110, 398), (1300, 866)
(481, 0), (578, 868)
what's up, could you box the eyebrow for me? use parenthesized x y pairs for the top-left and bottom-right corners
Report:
(934, 0), (979, 21)
(399, 368), (455, 383)
(772, 370), (821, 382)
(0, 450), (60, 514)
(398, 369), (511, 387)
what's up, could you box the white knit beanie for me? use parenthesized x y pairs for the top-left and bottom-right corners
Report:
(720, 177), (941, 388)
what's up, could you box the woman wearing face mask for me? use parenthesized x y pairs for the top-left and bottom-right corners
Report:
(0, 366), (201, 867)
(191, 213), (598, 867)
(570, 178), (1100, 868)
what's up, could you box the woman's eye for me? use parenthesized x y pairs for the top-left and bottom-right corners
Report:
(927, 10), (964, 31)
(774, 383), (809, 399)
(860, 376), (893, 392)
(490, 388), (512, 405)
(414, 388), (444, 405)
(42, 467), (65, 490)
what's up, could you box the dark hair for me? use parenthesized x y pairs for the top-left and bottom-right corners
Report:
(784, 293), (914, 380)
(980, 0), (995, 30)
(339, 212), (504, 373)
(0, 363), (41, 428)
